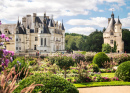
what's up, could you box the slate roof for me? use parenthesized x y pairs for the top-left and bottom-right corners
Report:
(115, 16), (121, 25)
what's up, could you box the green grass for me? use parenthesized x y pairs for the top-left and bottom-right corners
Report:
(74, 81), (130, 88)
(101, 73), (115, 78)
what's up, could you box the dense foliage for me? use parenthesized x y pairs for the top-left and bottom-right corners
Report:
(92, 52), (110, 67)
(122, 29), (130, 53)
(65, 31), (103, 52)
(14, 73), (79, 93)
(113, 53), (130, 64)
(115, 61), (130, 81)
(102, 43), (111, 53)
(7, 57), (29, 79)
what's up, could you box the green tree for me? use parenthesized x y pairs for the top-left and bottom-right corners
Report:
(122, 29), (130, 53)
(55, 55), (74, 78)
(86, 31), (103, 52)
(102, 43), (111, 53)
(112, 41), (117, 52)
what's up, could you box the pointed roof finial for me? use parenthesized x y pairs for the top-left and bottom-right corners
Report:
(61, 19), (65, 30)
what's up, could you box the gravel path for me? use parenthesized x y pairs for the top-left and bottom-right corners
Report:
(78, 86), (130, 93)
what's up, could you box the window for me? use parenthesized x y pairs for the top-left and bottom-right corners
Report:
(35, 28), (38, 33)
(41, 38), (43, 45)
(19, 47), (21, 50)
(110, 40), (113, 44)
(35, 37), (38, 41)
(110, 32), (113, 35)
(16, 47), (18, 50)
(16, 38), (18, 41)
(44, 38), (46, 46)
(34, 45), (36, 50)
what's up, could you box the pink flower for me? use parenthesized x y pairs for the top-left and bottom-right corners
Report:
(0, 34), (5, 38)
(5, 37), (9, 42)
(11, 51), (14, 56)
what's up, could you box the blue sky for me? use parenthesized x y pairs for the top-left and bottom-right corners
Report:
(0, 0), (130, 35)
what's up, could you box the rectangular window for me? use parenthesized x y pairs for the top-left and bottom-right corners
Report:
(41, 38), (43, 45)
(110, 40), (113, 44)
(19, 47), (21, 50)
(16, 38), (18, 41)
(35, 37), (38, 41)
(16, 47), (18, 50)
(34, 45), (36, 50)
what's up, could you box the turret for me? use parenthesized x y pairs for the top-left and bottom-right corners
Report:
(115, 16), (122, 33)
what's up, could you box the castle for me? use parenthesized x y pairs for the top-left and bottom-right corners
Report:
(103, 12), (124, 53)
(0, 13), (65, 54)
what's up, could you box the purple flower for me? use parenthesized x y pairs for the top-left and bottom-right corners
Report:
(5, 59), (9, 66)
(0, 34), (5, 38)
(19, 63), (21, 66)
(11, 51), (14, 56)
(17, 61), (19, 63)
(10, 57), (13, 62)
(0, 42), (4, 46)
(5, 37), (9, 42)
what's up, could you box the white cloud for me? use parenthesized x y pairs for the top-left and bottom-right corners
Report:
(99, 10), (104, 12)
(67, 12), (130, 28)
(67, 17), (108, 27)
(0, 0), (126, 22)
(68, 27), (95, 35)
(120, 13), (130, 27)
(109, 8), (115, 11)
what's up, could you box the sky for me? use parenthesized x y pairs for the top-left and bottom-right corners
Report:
(0, 0), (130, 35)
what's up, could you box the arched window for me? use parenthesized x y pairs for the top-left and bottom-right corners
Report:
(41, 38), (43, 45)
(44, 38), (46, 46)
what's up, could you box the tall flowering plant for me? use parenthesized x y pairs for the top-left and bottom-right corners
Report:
(0, 33), (14, 72)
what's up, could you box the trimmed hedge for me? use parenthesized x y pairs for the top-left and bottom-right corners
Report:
(115, 61), (130, 81)
(14, 73), (79, 93)
(92, 52), (110, 67)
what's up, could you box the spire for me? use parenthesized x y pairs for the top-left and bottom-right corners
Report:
(61, 19), (65, 30)
(105, 13), (115, 32)
(111, 11), (114, 18)
(0, 20), (1, 25)
(116, 16), (121, 25)
(17, 16), (20, 27)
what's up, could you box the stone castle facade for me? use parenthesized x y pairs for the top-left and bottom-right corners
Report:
(0, 13), (65, 53)
(103, 12), (124, 53)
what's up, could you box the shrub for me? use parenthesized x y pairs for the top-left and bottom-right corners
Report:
(7, 57), (29, 79)
(55, 55), (74, 78)
(89, 63), (99, 72)
(102, 43), (111, 53)
(14, 73), (79, 93)
(85, 56), (94, 62)
(115, 61), (130, 81)
(113, 54), (130, 64)
(92, 52), (110, 67)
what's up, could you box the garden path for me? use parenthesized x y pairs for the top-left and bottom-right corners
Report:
(78, 86), (130, 93)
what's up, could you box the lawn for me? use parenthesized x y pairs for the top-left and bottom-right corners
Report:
(101, 73), (115, 78)
(74, 81), (130, 88)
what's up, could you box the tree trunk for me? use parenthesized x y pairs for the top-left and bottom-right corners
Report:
(64, 69), (66, 79)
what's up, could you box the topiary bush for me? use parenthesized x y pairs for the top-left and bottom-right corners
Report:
(89, 63), (99, 72)
(115, 61), (130, 81)
(92, 52), (110, 67)
(14, 73), (79, 93)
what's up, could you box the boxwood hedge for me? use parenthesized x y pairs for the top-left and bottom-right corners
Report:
(14, 73), (79, 93)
